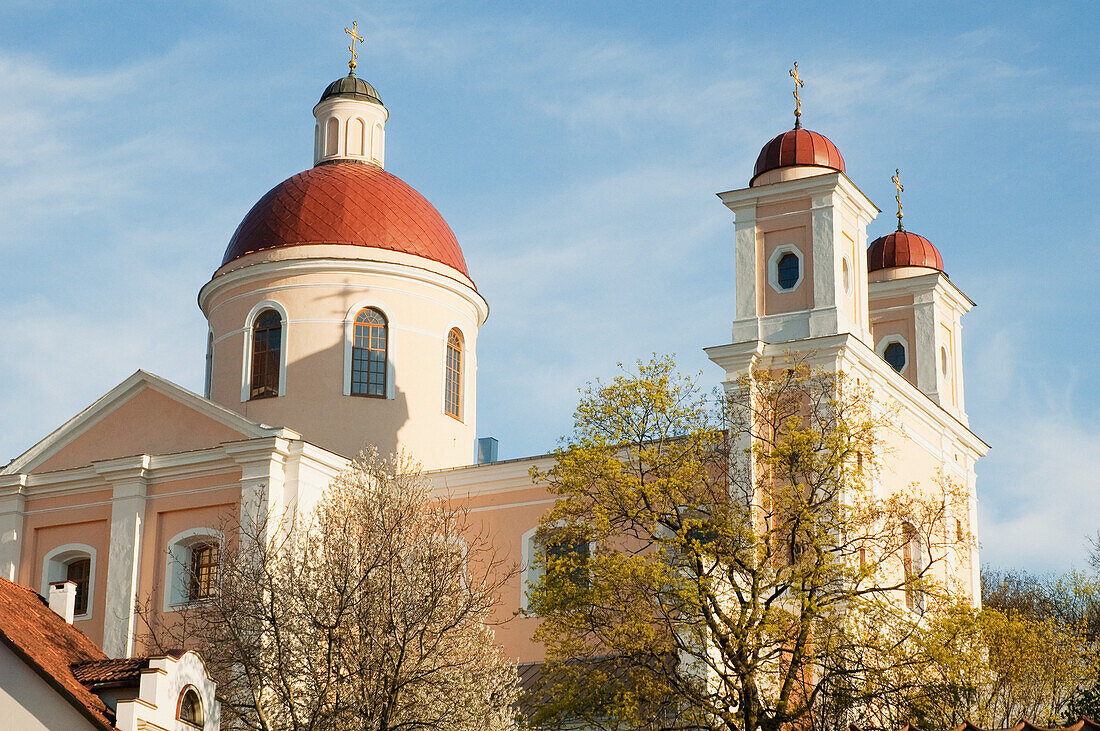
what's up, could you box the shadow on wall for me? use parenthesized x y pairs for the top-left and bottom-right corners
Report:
(247, 329), (410, 462)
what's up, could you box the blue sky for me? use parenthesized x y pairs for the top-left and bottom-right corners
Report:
(1, 1), (1097, 573)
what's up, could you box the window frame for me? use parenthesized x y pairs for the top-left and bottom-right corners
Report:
(901, 521), (926, 614)
(177, 685), (204, 727)
(343, 302), (395, 399)
(351, 307), (389, 398)
(767, 244), (805, 293)
(41, 544), (97, 620)
(877, 335), (910, 376)
(241, 301), (288, 402)
(443, 328), (463, 420)
(520, 525), (594, 613)
(163, 528), (224, 612)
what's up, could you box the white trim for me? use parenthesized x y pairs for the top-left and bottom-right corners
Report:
(162, 527), (224, 612)
(768, 244), (805, 293)
(342, 301), (396, 399)
(877, 334), (911, 376)
(41, 543), (97, 620)
(1, 371), (280, 475)
(241, 300), (289, 402)
(519, 526), (539, 613)
(442, 324), (467, 422)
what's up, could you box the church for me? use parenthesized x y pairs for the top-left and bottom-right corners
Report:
(0, 48), (986, 665)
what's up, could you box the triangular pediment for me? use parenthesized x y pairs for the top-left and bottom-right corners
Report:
(2, 370), (294, 475)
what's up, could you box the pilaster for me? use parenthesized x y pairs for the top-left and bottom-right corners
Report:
(0, 474), (27, 582)
(225, 437), (292, 543)
(95, 455), (150, 658)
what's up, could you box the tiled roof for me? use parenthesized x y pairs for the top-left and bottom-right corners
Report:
(222, 161), (472, 280)
(867, 229), (945, 273)
(850, 722), (1100, 731)
(0, 578), (115, 730)
(71, 657), (148, 685)
(752, 127), (846, 184)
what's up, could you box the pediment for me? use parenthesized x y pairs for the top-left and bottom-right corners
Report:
(3, 371), (289, 475)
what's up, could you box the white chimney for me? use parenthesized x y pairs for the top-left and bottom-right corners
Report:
(49, 581), (76, 624)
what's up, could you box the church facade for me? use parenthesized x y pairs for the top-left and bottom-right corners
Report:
(0, 62), (986, 664)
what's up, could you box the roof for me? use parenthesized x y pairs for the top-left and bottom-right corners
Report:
(317, 73), (383, 107)
(752, 127), (845, 184)
(0, 578), (115, 730)
(221, 161), (471, 279)
(867, 229), (945, 273)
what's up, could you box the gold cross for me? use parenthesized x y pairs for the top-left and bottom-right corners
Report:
(790, 62), (804, 128)
(345, 21), (364, 73)
(892, 169), (905, 231)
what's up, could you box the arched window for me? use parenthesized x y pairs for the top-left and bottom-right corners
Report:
(67, 558), (91, 616)
(371, 122), (384, 162)
(902, 522), (924, 612)
(178, 686), (204, 726)
(42, 544), (96, 619)
(352, 308), (387, 397)
(444, 328), (462, 419)
(325, 116), (340, 156)
(188, 543), (219, 601)
(164, 529), (223, 610)
(250, 309), (281, 399)
(347, 118), (365, 156)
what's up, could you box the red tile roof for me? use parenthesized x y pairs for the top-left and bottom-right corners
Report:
(222, 161), (472, 280)
(752, 128), (845, 184)
(0, 578), (115, 730)
(867, 229), (945, 273)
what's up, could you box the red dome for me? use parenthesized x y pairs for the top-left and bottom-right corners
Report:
(867, 230), (944, 273)
(223, 162), (470, 278)
(752, 128), (845, 184)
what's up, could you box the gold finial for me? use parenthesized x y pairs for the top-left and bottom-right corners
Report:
(345, 21), (364, 75)
(892, 168), (905, 231)
(790, 62), (804, 129)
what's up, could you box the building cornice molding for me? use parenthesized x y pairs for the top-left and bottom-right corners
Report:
(718, 171), (879, 221)
(199, 255), (489, 326)
(705, 332), (989, 458)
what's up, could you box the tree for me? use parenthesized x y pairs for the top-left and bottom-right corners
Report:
(525, 356), (972, 731)
(139, 450), (519, 731)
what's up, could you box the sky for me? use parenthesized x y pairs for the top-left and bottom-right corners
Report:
(0, 1), (1097, 574)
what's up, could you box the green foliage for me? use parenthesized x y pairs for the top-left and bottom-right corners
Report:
(526, 355), (973, 731)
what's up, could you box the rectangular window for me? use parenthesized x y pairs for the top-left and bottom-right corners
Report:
(189, 544), (219, 601)
(66, 559), (91, 615)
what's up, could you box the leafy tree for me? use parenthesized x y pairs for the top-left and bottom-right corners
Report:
(139, 450), (519, 731)
(525, 356), (971, 731)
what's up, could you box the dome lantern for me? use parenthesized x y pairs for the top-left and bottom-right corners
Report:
(312, 24), (388, 168)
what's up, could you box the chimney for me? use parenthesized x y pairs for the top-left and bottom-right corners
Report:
(49, 581), (77, 624)
(477, 437), (498, 465)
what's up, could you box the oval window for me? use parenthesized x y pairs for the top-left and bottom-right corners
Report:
(777, 253), (800, 290)
(884, 342), (906, 373)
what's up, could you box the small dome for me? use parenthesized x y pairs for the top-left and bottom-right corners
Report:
(317, 74), (383, 107)
(752, 128), (845, 185)
(867, 230), (944, 273)
(222, 161), (470, 279)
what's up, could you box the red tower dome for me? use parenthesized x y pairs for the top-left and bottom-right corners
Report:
(866, 230), (944, 273)
(751, 128), (845, 185)
(222, 161), (470, 279)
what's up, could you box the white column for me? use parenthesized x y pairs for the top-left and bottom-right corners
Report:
(225, 438), (291, 546)
(95, 455), (150, 658)
(0, 475), (27, 582)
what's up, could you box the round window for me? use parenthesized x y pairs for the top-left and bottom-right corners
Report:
(777, 253), (800, 290)
(884, 342), (906, 373)
(178, 687), (203, 726)
(842, 257), (852, 294)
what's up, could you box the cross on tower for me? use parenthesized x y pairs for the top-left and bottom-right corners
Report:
(892, 169), (905, 231)
(790, 62), (804, 129)
(345, 21), (364, 74)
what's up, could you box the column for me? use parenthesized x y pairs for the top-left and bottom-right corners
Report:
(95, 455), (150, 658)
(0, 474), (27, 582)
